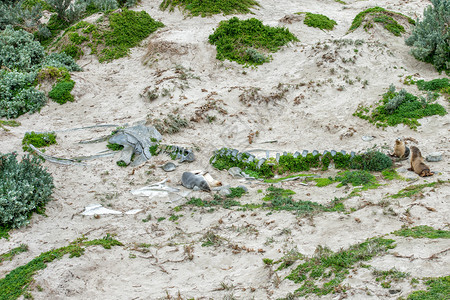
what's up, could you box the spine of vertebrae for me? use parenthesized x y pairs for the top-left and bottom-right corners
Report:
(211, 147), (357, 169)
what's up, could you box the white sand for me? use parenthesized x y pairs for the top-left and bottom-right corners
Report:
(0, 0), (449, 299)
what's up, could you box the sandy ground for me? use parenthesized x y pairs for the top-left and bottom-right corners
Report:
(1, 0), (449, 299)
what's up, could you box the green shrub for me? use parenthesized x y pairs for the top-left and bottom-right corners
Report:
(405, 0), (450, 74)
(349, 7), (414, 35)
(46, 0), (87, 23)
(350, 151), (392, 171)
(416, 78), (450, 91)
(53, 9), (164, 62)
(160, 0), (259, 17)
(301, 13), (337, 30)
(208, 17), (298, 66)
(335, 170), (376, 186)
(0, 0), (44, 31)
(0, 26), (45, 72)
(100, 9), (164, 62)
(0, 152), (54, 229)
(22, 131), (57, 152)
(36, 66), (71, 83)
(0, 70), (47, 119)
(48, 80), (75, 104)
(0, 26), (80, 72)
(354, 85), (447, 129)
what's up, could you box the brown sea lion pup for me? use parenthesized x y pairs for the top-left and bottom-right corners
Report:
(409, 146), (434, 177)
(393, 138), (410, 158)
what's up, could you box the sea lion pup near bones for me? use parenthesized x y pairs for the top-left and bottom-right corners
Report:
(182, 172), (210, 191)
(391, 138), (410, 158)
(408, 146), (434, 177)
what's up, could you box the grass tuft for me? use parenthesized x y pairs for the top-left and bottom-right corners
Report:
(390, 180), (447, 199)
(406, 276), (450, 299)
(284, 237), (396, 296)
(393, 226), (450, 239)
(0, 235), (122, 299)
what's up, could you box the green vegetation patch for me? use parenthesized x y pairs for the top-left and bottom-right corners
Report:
(405, 0), (450, 74)
(417, 78), (450, 94)
(393, 225), (450, 239)
(349, 7), (414, 36)
(314, 177), (335, 187)
(186, 196), (241, 209)
(0, 120), (20, 131)
(382, 168), (404, 180)
(406, 276), (450, 299)
(211, 148), (392, 179)
(22, 131), (57, 152)
(284, 237), (396, 296)
(372, 268), (409, 288)
(208, 17), (298, 66)
(0, 244), (28, 263)
(335, 170), (376, 187)
(107, 142), (124, 151)
(48, 80), (75, 104)
(390, 180), (447, 198)
(354, 85), (447, 130)
(298, 12), (337, 30)
(160, 0), (259, 17)
(0, 153), (54, 230)
(227, 187), (247, 198)
(53, 9), (164, 62)
(262, 186), (344, 214)
(0, 235), (122, 299)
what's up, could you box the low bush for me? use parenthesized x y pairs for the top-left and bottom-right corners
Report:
(0, 70), (47, 119)
(0, 152), (54, 230)
(335, 170), (376, 187)
(354, 84), (447, 129)
(300, 12), (337, 30)
(405, 0), (450, 74)
(416, 78), (450, 92)
(160, 0), (259, 17)
(348, 7), (414, 36)
(350, 151), (392, 172)
(0, 0), (44, 31)
(51, 9), (164, 62)
(208, 17), (298, 66)
(48, 80), (75, 104)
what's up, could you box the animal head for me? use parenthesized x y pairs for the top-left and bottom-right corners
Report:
(410, 146), (421, 155)
(199, 180), (211, 192)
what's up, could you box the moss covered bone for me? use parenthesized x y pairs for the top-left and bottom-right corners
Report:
(210, 147), (392, 178)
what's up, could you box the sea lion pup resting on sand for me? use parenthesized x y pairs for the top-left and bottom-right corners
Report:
(409, 146), (434, 177)
(181, 172), (211, 191)
(393, 138), (410, 158)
